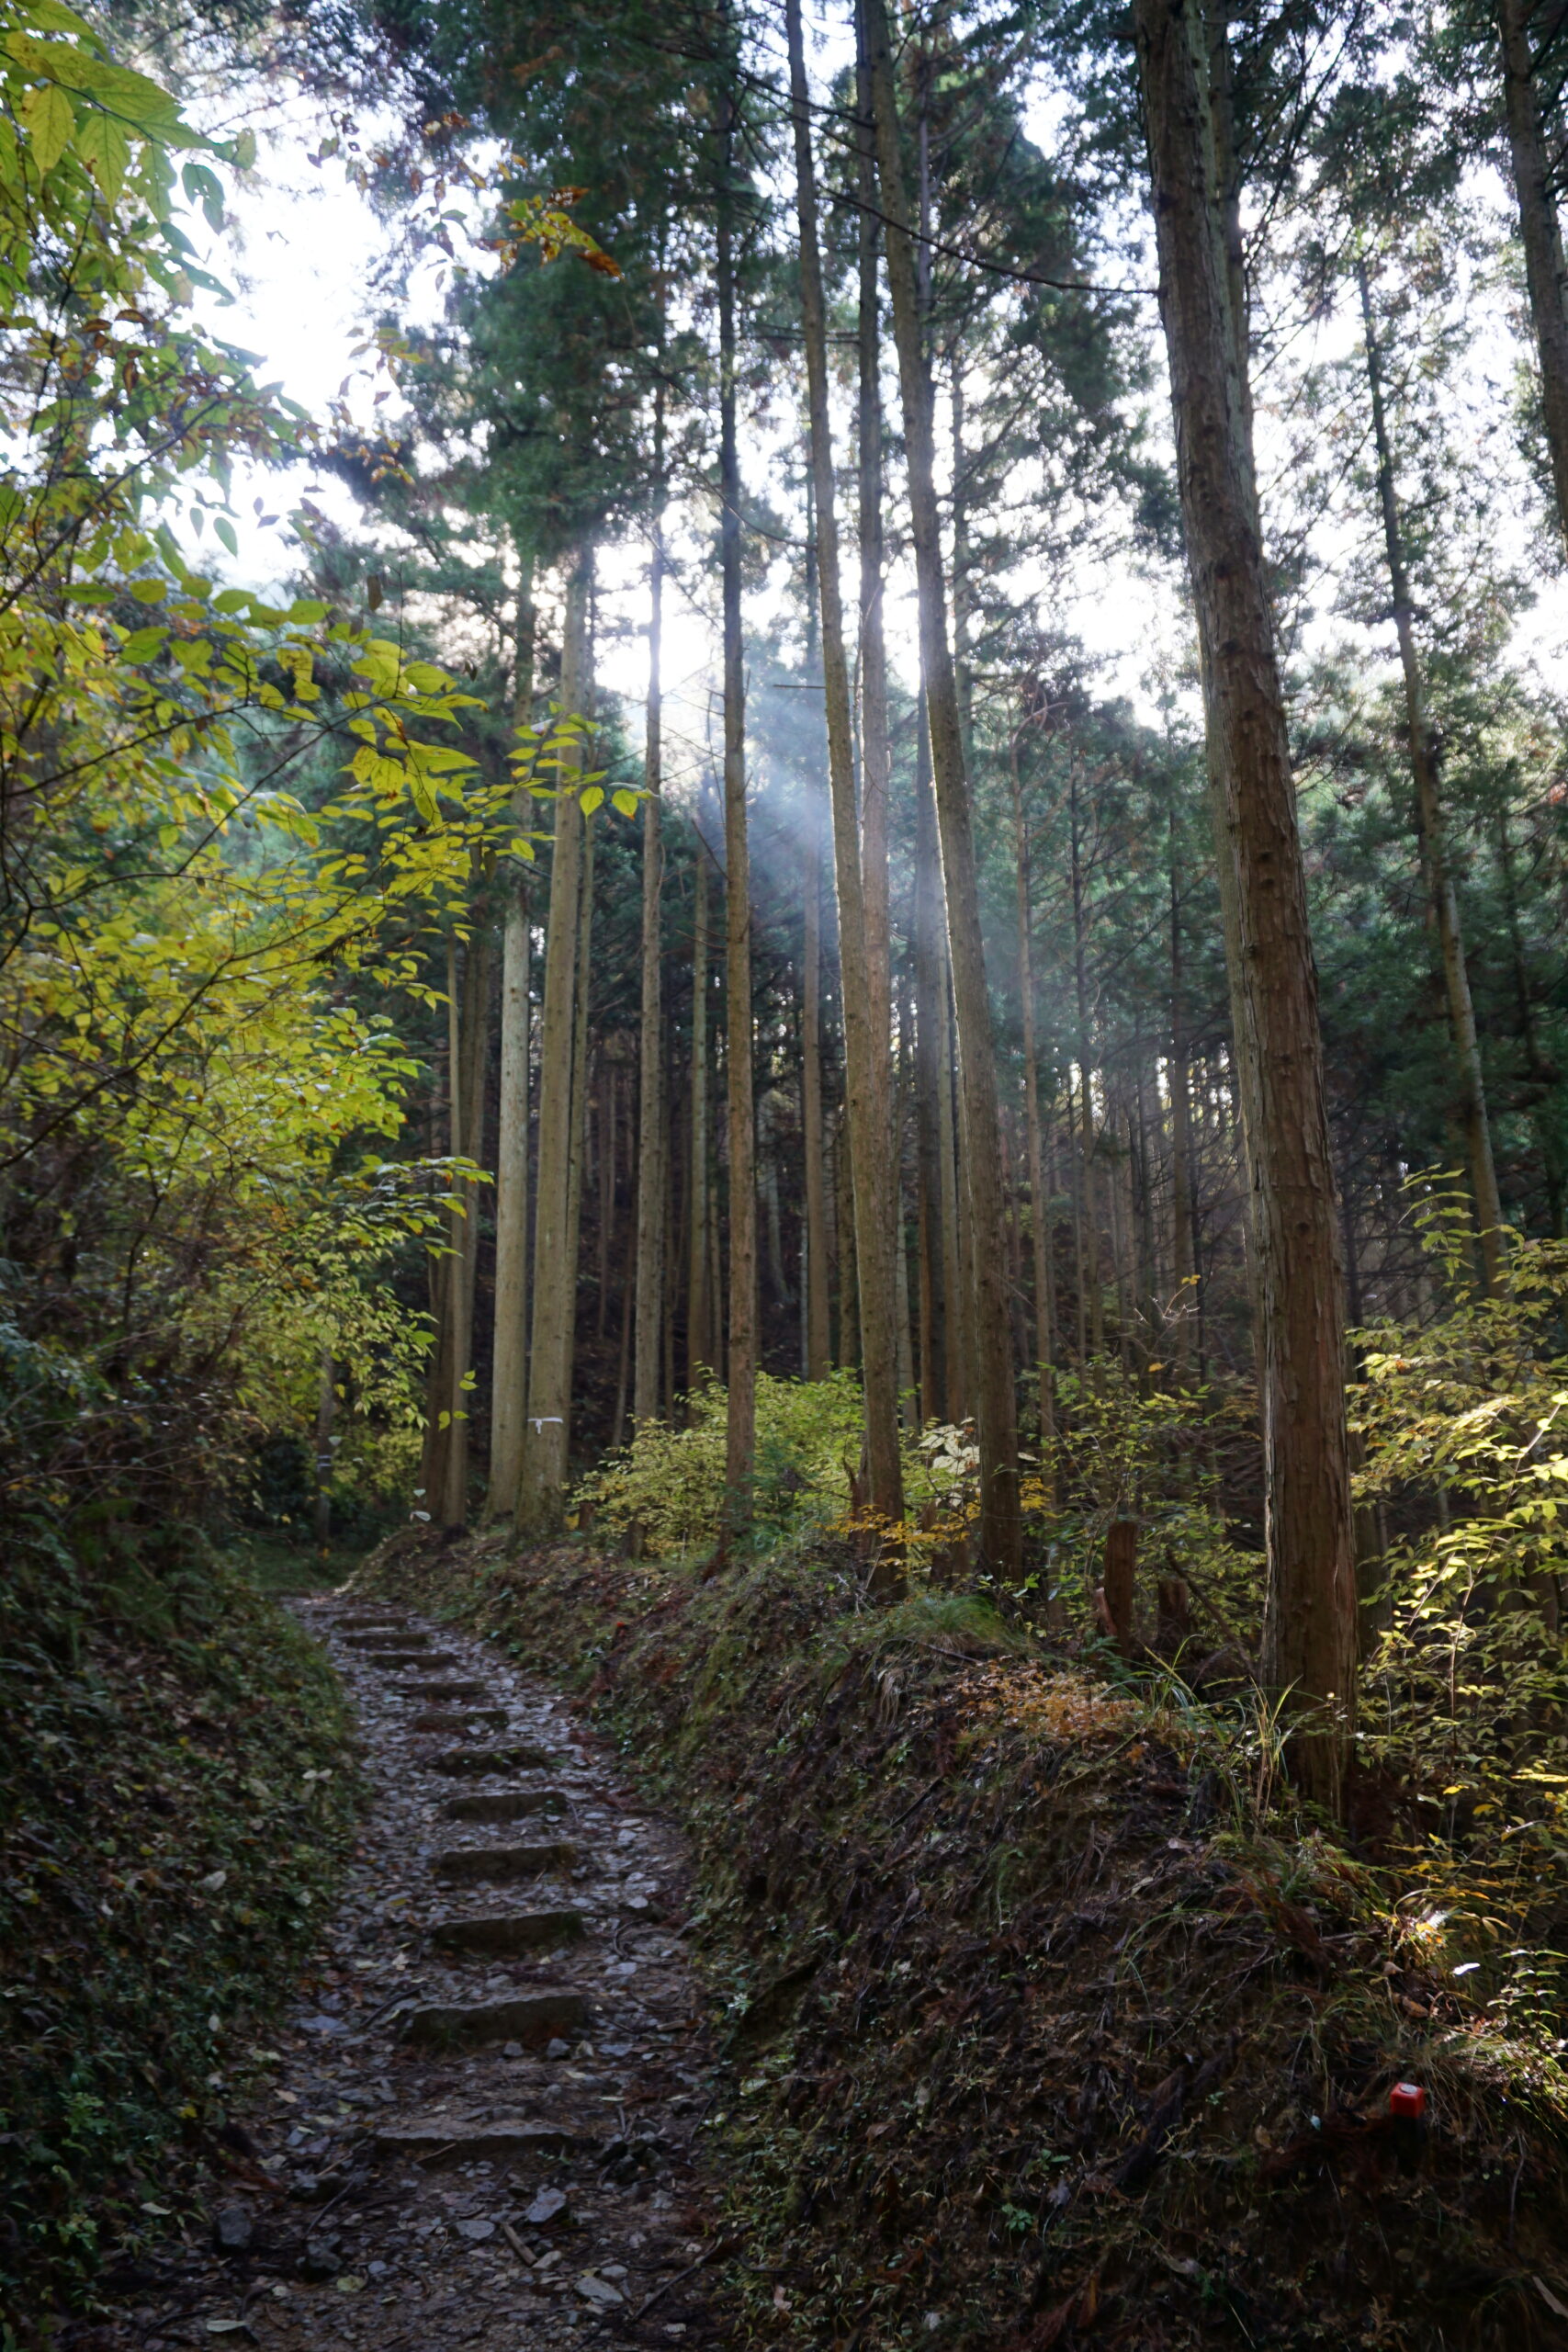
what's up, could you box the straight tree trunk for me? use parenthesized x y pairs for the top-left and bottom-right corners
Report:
(1070, 774), (1104, 1362)
(634, 462), (666, 1426)
(801, 780), (830, 1378)
(910, 711), (948, 1422)
(937, 950), (965, 1416)
(800, 494), (831, 1379)
(595, 1061), (612, 1340)
(312, 1347), (334, 1551)
(487, 556), (535, 1519)
(449, 922), (491, 1524)
(789, 0), (903, 1576)
(855, 20), (901, 1457)
(563, 811), (596, 1390)
(1010, 735), (1054, 1440)
(1168, 812), (1197, 1381)
(717, 67), (757, 1534)
(1498, 0), (1568, 550)
(520, 546), (592, 1527)
(863, 0), (1020, 1572)
(433, 921), (490, 1532)
(1133, 0), (1356, 1809)
(688, 849), (711, 1381)
(836, 1112), (860, 1368)
(1496, 804), (1565, 1233)
(1358, 260), (1505, 1289)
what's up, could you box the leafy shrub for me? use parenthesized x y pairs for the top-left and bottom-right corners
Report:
(572, 1372), (865, 1555)
(1353, 1194), (1568, 1797)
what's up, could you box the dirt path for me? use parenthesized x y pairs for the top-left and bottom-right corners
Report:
(92, 1595), (724, 2350)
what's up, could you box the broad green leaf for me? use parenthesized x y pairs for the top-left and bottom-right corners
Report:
(579, 783), (603, 816)
(23, 1), (99, 37)
(73, 109), (128, 201)
(181, 157), (223, 230)
(120, 627), (165, 663)
(21, 78), (74, 174)
(129, 577), (165, 605)
(611, 787), (638, 819)
(213, 516), (238, 557)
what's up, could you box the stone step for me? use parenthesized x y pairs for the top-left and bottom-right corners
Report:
(410, 1707), (509, 1737)
(374, 2115), (600, 2166)
(400, 1986), (589, 2050)
(430, 1743), (550, 1777)
(336, 1615), (407, 1632)
(443, 1788), (569, 1823)
(345, 1631), (429, 1651)
(434, 1840), (578, 1885)
(372, 1651), (465, 1671)
(395, 1679), (491, 1703)
(430, 1908), (583, 1956)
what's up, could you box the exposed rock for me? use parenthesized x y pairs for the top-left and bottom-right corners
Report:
(434, 1840), (578, 1883)
(428, 1742), (551, 1775)
(399, 1985), (590, 2049)
(428, 1908), (583, 1955)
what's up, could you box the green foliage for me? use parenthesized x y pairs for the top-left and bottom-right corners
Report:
(1353, 1188), (1568, 1800)
(0, 1521), (358, 2308)
(572, 1372), (866, 1556)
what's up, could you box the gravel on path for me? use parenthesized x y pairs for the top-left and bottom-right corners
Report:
(88, 1596), (725, 2350)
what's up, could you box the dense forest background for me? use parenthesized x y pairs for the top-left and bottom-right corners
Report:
(12, 0), (1568, 2330)
(6, 0), (1568, 1785)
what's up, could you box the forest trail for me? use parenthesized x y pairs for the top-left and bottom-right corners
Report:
(95, 1598), (723, 2351)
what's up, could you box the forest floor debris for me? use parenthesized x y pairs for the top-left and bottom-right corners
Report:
(50, 1595), (725, 2350)
(0, 1530), (359, 2327)
(365, 1529), (1568, 2351)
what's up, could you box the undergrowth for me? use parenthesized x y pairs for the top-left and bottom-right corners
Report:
(0, 1520), (360, 2328)
(367, 1526), (1568, 2351)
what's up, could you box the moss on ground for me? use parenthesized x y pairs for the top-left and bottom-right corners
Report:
(366, 1528), (1568, 2351)
(0, 1521), (361, 2329)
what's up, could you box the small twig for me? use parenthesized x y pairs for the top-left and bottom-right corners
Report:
(309, 2141), (373, 2226)
(357, 1983), (424, 2031)
(886, 1778), (943, 1834)
(627, 2236), (732, 2325)
(502, 2218), (534, 2266)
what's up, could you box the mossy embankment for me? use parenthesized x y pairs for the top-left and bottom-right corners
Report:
(0, 1525), (361, 2328)
(366, 1526), (1568, 2350)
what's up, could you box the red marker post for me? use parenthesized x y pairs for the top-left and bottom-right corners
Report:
(1389, 2080), (1427, 2172)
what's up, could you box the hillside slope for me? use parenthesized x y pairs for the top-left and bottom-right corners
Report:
(364, 1529), (1568, 2351)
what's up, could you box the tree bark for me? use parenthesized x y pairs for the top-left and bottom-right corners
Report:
(688, 846), (711, 1383)
(1070, 771), (1104, 1362)
(1498, 0), (1568, 551)
(634, 460), (666, 1426)
(1010, 733), (1054, 1444)
(312, 1346), (334, 1552)
(431, 919), (490, 1532)
(863, 0), (1020, 1573)
(717, 67), (757, 1534)
(801, 775), (830, 1379)
(1133, 0), (1356, 1809)
(910, 710), (948, 1422)
(1168, 810), (1197, 1382)
(1358, 259), (1505, 1290)
(487, 556), (535, 1519)
(520, 545), (592, 1527)
(563, 808), (595, 1395)
(789, 0), (903, 1577)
